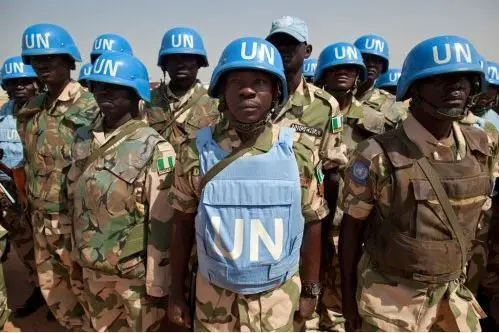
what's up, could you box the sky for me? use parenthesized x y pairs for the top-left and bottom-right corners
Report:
(1, 0), (498, 83)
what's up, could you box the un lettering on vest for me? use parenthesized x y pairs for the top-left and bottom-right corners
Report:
(210, 216), (284, 262)
(24, 33), (50, 49)
(94, 38), (115, 51)
(432, 43), (473, 65)
(335, 45), (359, 60)
(240, 42), (275, 65)
(364, 39), (385, 53)
(4, 62), (24, 75)
(171, 34), (194, 49)
(93, 58), (121, 77)
(0, 128), (20, 141)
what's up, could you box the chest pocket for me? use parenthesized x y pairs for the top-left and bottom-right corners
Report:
(411, 175), (490, 243)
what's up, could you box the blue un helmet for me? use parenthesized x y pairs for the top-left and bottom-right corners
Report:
(1, 56), (38, 82)
(90, 33), (133, 64)
(78, 63), (93, 83)
(354, 34), (389, 73)
(376, 68), (401, 89)
(208, 37), (288, 103)
(485, 61), (499, 87)
(314, 42), (367, 83)
(303, 59), (317, 79)
(21, 23), (81, 67)
(397, 35), (485, 102)
(157, 27), (208, 68)
(87, 53), (151, 102)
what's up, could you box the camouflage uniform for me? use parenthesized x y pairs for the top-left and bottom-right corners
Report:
(480, 207), (499, 329)
(318, 98), (386, 332)
(269, 78), (346, 331)
(342, 114), (493, 331)
(0, 225), (10, 329)
(18, 81), (98, 330)
(169, 112), (334, 330)
(459, 113), (499, 295)
(146, 81), (219, 152)
(68, 117), (175, 331)
(0, 100), (37, 287)
(357, 87), (408, 130)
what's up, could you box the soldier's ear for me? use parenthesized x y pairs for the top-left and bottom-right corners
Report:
(304, 44), (312, 59)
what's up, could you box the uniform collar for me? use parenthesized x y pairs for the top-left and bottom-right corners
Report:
(289, 77), (312, 107)
(92, 116), (143, 146)
(403, 113), (465, 159)
(166, 81), (201, 104)
(214, 116), (273, 153)
(54, 80), (80, 103)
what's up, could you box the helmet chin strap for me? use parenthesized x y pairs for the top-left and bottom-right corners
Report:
(470, 94), (499, 117)
(414, 89), (469, 121)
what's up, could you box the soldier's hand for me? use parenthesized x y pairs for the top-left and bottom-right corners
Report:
(295, 296), (318, 321)
(167, 293), (192, 329)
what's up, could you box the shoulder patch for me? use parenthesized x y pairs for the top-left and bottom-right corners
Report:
(330, 115), (344, 133)
(351, 160), (369, 185)
(156, 155), (175, 175)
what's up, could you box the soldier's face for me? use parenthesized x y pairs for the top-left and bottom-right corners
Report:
(4, 78), (37, 105)
(268, 33), (311, 74)
(224, 70), (275, 124)
(323, 65), (359, 92)
(92, 82), (138, 122)
(362, 54), (384, 80)
(30, 55), (71, 85)
(417, 73), (472, 109)
(164, 54), (200, 83)
(473, 85), (499, 108)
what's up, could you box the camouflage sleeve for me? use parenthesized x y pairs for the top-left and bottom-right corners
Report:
(320, 96), (349, 170)
(145, 141), (176, 297)
(483, 121), (499, 178)
(167, 139), (200, 214)
(341, 138), (388, 221)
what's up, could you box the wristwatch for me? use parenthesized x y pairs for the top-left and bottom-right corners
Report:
(302, 281), (322, 298)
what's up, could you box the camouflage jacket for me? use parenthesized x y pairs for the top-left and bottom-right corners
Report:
(68, 118), (176, 290)
(17, 81), (99, 217)
(145, 81), (219, 152)
(357, 86), (407, 129)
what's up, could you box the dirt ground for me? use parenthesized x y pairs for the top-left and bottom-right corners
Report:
(2, 250), (64, 332)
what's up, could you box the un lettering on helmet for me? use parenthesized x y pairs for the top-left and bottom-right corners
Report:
(364, 38), (385, 53)
(93, 58), (121, 77)
(171, 33), (194, 49)
(24, 33), (50, 49)
(335, 45), (359, 60)
(3, 62), (24, 75)
(304, 62), (317, 74)
(389, 71), (401, 82)
(211, 216), (284, 262)
(94, 38), (115, 51)
(489, 66), (499, 82)
(432, 43), (473, 65)
(240, 41), (275, 65)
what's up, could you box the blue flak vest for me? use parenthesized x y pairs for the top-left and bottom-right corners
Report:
(0, 101), (23, 182)
(195, 126), (304, 295)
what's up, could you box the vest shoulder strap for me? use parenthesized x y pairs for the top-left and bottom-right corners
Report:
(278, 127), (295, 148)
(195, 126), (214, 152)
(459, 123), (491, 156)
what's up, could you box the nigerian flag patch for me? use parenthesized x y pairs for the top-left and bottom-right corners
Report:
(156, 156), (175, 174)
(330, 115), (344, 133)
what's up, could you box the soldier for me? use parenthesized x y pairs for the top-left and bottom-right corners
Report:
(89, 33), (133, 64)
(167, 36), (317, 331)
(470, 61), (499, 131)
(147, 27), (219, 151)
(354, 34), (407, 129)
(78, 63), (92, 89)
(266, 16), (347, 331)
(68, 52), (174, 331)
(340, 35), (493, 331)
(0, 56), (46, 318)
(0, 225), (11, 329)
(303, 58), (317, 84)
(19, 23), (99, 330)
(311, 42), (386, 331)
(375, 68), (401, 95)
